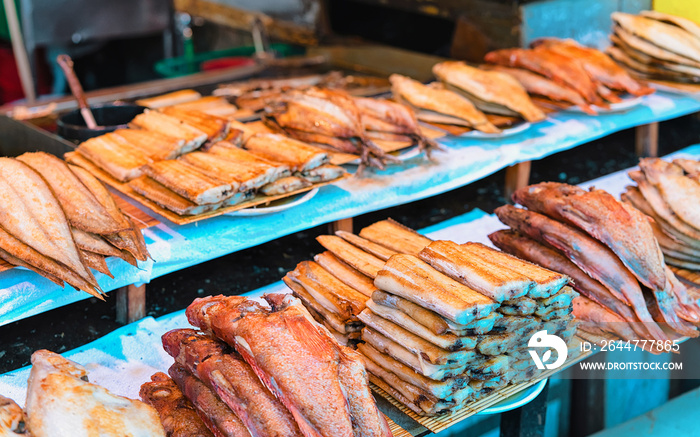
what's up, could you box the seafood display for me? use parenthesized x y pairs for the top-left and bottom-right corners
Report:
(0, 350), (166, 437)
(65, 106), (346, 217)
(143, 294), (392, 437)
(609, 11), (700, 83)
(622, 158), (700, 270)
(432, 61), (546, 122)
(285, 219), (577, 416)
(484, 38), (652, 113)
(0, 153), (149, 297)
(491, 182), (700, 345)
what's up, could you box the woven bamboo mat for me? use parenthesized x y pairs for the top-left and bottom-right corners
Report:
(385, 417), (414, 437)
(372, 336), (593, 434)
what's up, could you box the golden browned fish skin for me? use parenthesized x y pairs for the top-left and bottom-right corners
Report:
(17, 152), (126, 235)
(186, 295), (391, 437)
(613, 12), (700, 63)
(0, 158), (99, 291)
(140, 372), (212, 437)
(433, 61), (546, 122)
(390, 74), (499, 133)
(485, 48), (604, 106)
(532, 38), (654, 96)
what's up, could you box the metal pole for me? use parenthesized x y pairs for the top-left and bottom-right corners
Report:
(3, 0), (36, 102)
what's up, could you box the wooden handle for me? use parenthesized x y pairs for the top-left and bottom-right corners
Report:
(56, 54), (98, 129)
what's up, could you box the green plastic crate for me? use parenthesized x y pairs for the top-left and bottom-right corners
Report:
(154, 43), (304, 78)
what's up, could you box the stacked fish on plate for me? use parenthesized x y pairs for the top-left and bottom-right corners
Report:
(609, 11), (700, 84)
(483, 38), (653, 114)
(285, 219), (578, 416)
(66, 106), (346, 217)
(0, 152), (149, 298)
(141, 294), (392, 437)
(490, 182), (700, 347)
(622, 158), (700, 270)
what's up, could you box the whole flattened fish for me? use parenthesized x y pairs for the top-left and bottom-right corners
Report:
(482, 65), (597, 115)
(353, 97), (439, 156)
(640, 158), (700, 231)
(69, 164), (150, 262)
(532, 38), (654, 96)
(512, 182), (668, 292)
(432, 61), (546, 122)
(0, 158), (99, 293)
(494, 205), (668, 341)
(28, 350), (165, 437)
(186, 295), (392, 437)
(573, 296), (641, 343)
(16, 152), (126, 235)
(161, 328), (301, 437)
(488, 229), (657, 341)
(389, 74), (499, 133)
(264, 88), (393, 170)
(484, 48), (603, 106)
(613, 12), (700, 63)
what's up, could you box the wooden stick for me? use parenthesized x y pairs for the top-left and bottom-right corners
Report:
(635, 122), (659, 158)
(3, 0), (36, 102)
(504, 161), (531, 203)
(329, 217), (353, 234)
(116, 284), (147, 324)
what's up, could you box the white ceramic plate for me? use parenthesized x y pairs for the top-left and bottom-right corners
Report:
(461, 121), (532, 139)
(225, 187), (319, 216)
(477, 379), (549, 415)
(346, 145), (422, 166)
(564, 96), (643, 114)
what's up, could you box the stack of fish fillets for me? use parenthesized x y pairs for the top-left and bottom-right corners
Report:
(126, 135), (344, 216)
(285, 219), (578, 416)
(622, 158), (700, 270)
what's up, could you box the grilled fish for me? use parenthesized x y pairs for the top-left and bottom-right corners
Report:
(130, 110), (208, 153)
(264, 87), (395, 170)
(482, 65), (597, 115)
(613, 26), (700, 69)
(389, 74), (499, 133)
(145, 160), (234, 205)
(433, 61), (546, 122)
(531, 38), (653, 96)
(140, 372), (212, 437)
(186, 295), (392, 437)
(513, 182), (668, 291)
(113, 128), (184, 160)
(161, 329), (300, 437)
(0, 396), (26, 436)
(419, 240), (534, 302)
(353, 97), (439, 155)
(489, 229), (657, 340)
(573, 296), (641, 342)
(316, 235), (385, 278)
(485, 48), (603, 105)
(314, 251), (377, 297)
(244, 133), (330, 172)
(159, 107), (230, 144)
(0, 158), (99, 293)
(75, 133), (151, 182)
(69, 164), (150, 262)
(494, 205), (668, 341)
(613, 12), (700, 63)
(640, 158), (700, 230)
(168, 364), (251, 437)
(27, 350), (164, 437)
(375, 254), (498, 325)
(358, 219), (433, 256)
(17, 152), (126, 235)
(260, 176), (311, 196)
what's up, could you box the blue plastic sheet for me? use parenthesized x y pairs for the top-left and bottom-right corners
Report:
(1, 92), (699, 326)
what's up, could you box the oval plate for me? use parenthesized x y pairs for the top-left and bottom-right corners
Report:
(225, 187), (319, 217)
(461, 121), (531, 139)
(477, 379), (548, 415)
(346, 145), (422, 166)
